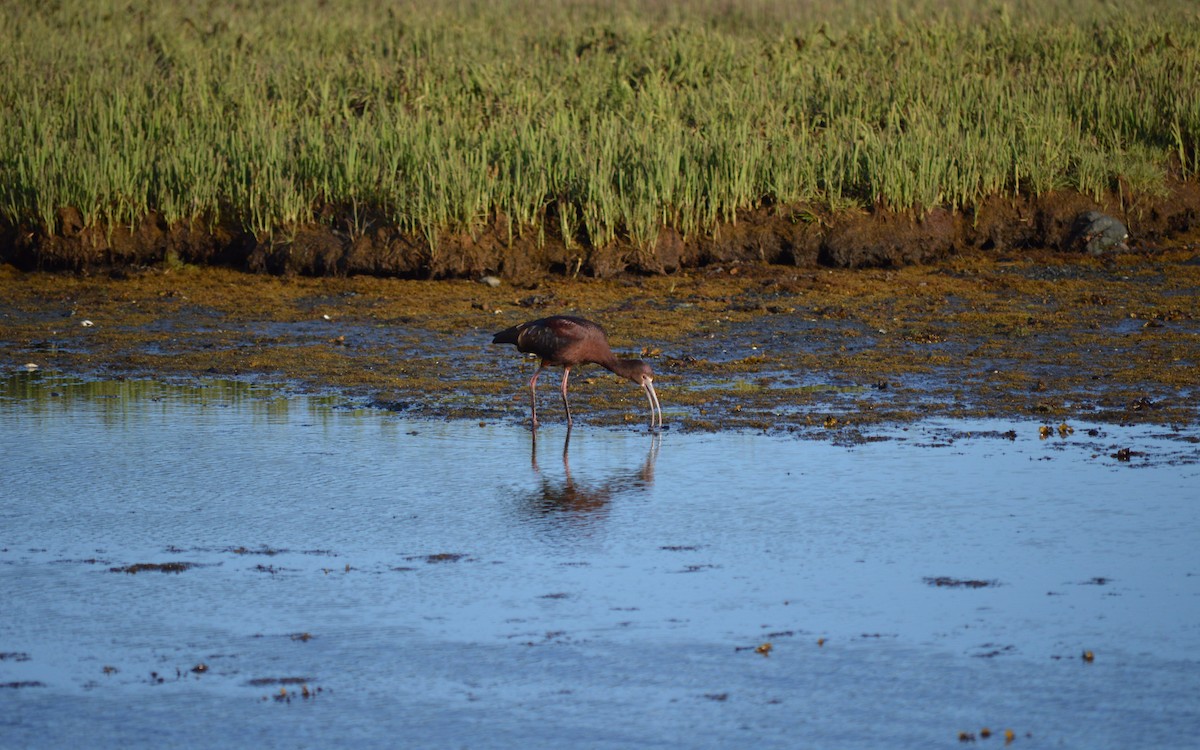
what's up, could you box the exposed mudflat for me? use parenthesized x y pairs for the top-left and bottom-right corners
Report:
(2, 238), (1197, 434)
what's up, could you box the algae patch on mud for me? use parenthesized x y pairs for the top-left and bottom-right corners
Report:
(1, 245), (1198, 434)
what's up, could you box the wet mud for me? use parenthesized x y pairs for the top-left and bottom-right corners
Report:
(2, 231), (1197, 434)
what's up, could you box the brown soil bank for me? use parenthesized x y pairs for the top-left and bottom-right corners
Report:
(3, 183), (1199, 277)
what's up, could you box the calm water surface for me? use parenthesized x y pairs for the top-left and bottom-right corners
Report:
(2, 373), (1198, 748)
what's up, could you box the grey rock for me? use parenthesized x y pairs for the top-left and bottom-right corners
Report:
(1072, 211), (1129, 255)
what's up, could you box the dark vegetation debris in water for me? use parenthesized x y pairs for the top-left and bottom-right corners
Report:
(0, 652), (32, 662)
(245, 678), (323, 702)
(923, 577), (999, 589)
(246, 677), (315, 687)
(426, 553), (467, 563)
(109, 562), (198, 574)
(230, 546), (284, 556)
(1111, 447), (1147, 462)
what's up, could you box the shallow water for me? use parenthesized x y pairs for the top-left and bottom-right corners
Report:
(2, 373), (1198, 748)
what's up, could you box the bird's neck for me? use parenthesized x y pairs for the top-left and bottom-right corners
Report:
(603, 357), (644, 382)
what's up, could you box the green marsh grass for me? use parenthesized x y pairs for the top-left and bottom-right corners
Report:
(1, 0), (1197, 248)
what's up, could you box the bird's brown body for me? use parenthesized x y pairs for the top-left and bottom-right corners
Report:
(492, 315), (662, 430)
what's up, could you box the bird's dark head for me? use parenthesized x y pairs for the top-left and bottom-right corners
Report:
(619, 359), (654, 386)
(610, 358), (662, 430)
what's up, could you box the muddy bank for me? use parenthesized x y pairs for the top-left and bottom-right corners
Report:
(3, 183), (1199, 277)
(2, 230), (1197, 434)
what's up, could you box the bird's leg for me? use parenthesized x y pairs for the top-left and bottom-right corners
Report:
(528, 365), (545, 429)
(560, 366), (573, 427)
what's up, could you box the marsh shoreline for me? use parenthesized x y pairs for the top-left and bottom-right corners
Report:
(3, 183), (1198, 278)
(3, 227), (1197, 436)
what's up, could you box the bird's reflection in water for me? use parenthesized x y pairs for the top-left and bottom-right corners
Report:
(524, 429), (660, 530)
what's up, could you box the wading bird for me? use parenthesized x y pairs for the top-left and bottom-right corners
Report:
(492, 315), (662, 430)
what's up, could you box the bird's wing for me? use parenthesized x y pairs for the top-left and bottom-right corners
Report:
(516, 317), (596, 359)
(547, 316), (598, 337)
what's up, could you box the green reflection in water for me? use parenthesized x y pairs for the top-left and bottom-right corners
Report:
(0, 370), (364, 427)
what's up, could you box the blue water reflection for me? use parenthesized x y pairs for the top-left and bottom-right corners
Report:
(518, 430), (659, 545)
(2, 373), (1198, 749)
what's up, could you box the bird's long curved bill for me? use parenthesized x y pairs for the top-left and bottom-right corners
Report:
(643, 381), (663, 430)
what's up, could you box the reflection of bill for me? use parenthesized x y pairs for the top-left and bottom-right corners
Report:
(527, 430), (660, 518)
